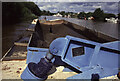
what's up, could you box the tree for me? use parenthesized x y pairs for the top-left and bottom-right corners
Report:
(86, 12), (93, 18)
(118, 13), (120, 19)
(77, 11), (86, 19)
(23, 2), (41, 16)
(104, 13), (116, 18)
(59, 11), (66, 17)
(2, 2), (41, 25)
(93, 8), (105, 21)
(41, 10), (52, 16)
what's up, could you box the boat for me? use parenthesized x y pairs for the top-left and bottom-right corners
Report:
(1, 17), (120, 80)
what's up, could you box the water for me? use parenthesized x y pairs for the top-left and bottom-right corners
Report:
(2, 22), (30, 56)
(40, 16), (119, 39)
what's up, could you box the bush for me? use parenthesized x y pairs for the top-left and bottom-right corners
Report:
(2, 2), (41, 25)
(93, 8), (105, 21)
(118, 13), (120, 19)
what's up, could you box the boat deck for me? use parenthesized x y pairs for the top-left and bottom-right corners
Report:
(1, 18), (120, 80)
(1, 60), (77, 80)
(1, 60), (119, 80)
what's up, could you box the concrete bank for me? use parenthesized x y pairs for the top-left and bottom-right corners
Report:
(63, 20), (118, 43)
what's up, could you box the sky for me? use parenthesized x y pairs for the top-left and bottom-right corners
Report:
(1, 0), (120, 2)
(1, 0), (119, 14)
(36, 2), (119, 14)
(28, 0), (120, 2)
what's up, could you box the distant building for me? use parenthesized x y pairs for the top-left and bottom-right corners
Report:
(105, 17), (118, 23)
(77, 12), (80, 14)
(63, 14), (71, 18)
(53, 13), (62, 17)
(64, 15), (67, 18)
(88, 16), (94, 20)
(67, 14), (71, 18)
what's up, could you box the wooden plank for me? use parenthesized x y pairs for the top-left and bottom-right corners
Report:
(2, 57), (26, 61)
(14, 42), (28, 47)
(26, 28), (34, 31)
(1, 45), (14, 61)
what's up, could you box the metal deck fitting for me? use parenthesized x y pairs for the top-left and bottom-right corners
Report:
(24, 35), (120, 79)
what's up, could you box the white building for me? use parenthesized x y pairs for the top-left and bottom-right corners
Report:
(53, 13), (62, 17)
(67, 14), (71, 18)
(105, 17), (118, 23)
(88, 16), (94, 20)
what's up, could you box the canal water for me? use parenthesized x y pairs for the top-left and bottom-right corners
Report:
(2, 16), (119, 56)
(40, 16), (119, 39)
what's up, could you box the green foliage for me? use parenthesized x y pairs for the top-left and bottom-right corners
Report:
(93, 8), (105, 21)
(118, 13), (120, 19)
(2, 2), (41, 25)
(22, 2), (41, 16)
(92, 8), (116, 21)
(41, 10), (53, 16)
(22, 7), (32, 17)
(86, 12), (93, 18)
(77, 12), (93, 19)
(76, 8), (116, 21)
(77, 11), (86, 19)
(56, 11), (77, 17)
(59, 11), (66, 17)
(104, 13), (116, 18)
(70, 13), (77, 18)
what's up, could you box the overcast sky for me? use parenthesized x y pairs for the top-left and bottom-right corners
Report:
(1, 0), (120, 2)
(36, 2), (119, 14)
(27, 0), (120, 2)
(1, 0), (119, 14)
